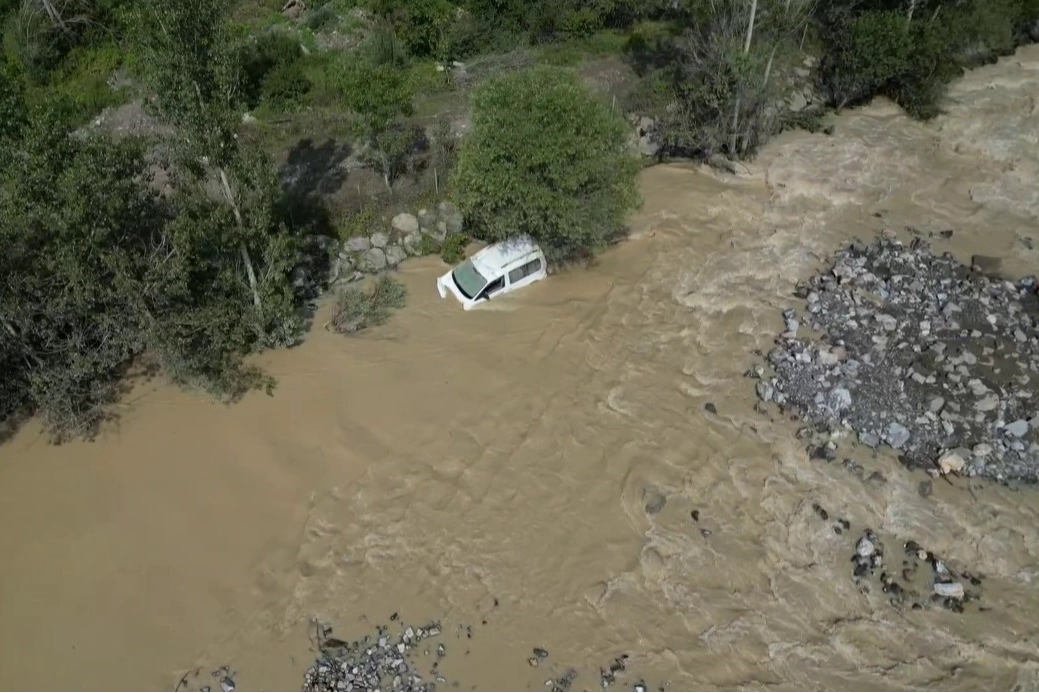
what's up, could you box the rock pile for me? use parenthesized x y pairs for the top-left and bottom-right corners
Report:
(754, 231), (1039, 483)
(303, 620), (449, 692)
(332, 201), (465, 283)
(846, 527), (985, 615)
(297, 617), (659, 692)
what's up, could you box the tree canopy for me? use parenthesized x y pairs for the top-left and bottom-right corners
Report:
(453, 66), (641, 263)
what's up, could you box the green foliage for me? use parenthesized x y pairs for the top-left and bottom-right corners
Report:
(337, 57), (416, 189)
(241, 29), (304, 108)
(328, 275), (407, 334)
(453, 66), (640, 263)
(0, 104), (163, 438)
(337, 203), (379, 242)
(819, 5), (960, 119)
(366, 18), (408, 67)
(374, 0), (453, 59)
(34, 42), (125, 120)
(261, 59), (312, 110)
(439, 233), (468, 263)
(416, 233), (441, 256)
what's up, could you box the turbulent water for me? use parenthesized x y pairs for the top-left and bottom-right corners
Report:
(2, 46), (1039, 692)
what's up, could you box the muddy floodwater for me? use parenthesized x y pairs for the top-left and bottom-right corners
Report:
(3, 46), (1039, 692)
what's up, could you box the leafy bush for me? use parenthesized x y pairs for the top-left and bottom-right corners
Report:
(241, 29), (303, 107)
(417, 233), (441, 256)
(328, 275), (407, 334)
(452, 66), (640, 263)
(439, 233), (468, 263)
(261, 59), (312, 109)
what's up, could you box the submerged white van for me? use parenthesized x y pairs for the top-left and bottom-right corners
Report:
(436, 237), (548, 310)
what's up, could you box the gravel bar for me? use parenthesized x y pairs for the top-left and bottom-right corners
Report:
(754, 231), (1039, 483)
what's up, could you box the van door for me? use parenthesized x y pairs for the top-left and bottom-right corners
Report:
(478, 275), (505, 301)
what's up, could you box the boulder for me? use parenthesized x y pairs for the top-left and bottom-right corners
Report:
(637, 134), (659, 158)
(392, 212), (419, 235)
(437, 201), (464, 236)
(431, 221), (448, 243)
(281, 0), (305, 20)
(370, 231), (389, 249)
(384, 244), (407, 267)
(345, 236), (371, 253)
(359, 247), (387, 273)
(417, 208), (437, 231)
(937, 449), (968, 475)
(403, 232), (424, 256)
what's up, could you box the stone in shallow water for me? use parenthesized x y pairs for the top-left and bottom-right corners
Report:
(938, 449), (968, 475)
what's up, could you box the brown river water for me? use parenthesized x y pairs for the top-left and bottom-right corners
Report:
(3, 46), (1039, 692)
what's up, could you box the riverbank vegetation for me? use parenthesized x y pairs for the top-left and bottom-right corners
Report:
(2, 0), (1037, 440)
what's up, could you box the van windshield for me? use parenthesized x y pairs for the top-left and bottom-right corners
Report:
(451, 260), (487, 300)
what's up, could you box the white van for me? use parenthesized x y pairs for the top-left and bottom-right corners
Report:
(437, 237), (548, 310)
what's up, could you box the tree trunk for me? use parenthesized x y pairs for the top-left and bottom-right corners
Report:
(218, 167), (263, 312)
(731, 0), (759, 156)
(743, 0), (758, 53)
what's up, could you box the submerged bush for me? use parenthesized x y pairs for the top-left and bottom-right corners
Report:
(327, 275), (407, 334)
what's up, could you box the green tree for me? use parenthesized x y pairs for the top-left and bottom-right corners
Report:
(452, 66), (640, 263)
(0, 97), (166, 438)
(337, 58), (416, 191)
(135, 0), (301, 343)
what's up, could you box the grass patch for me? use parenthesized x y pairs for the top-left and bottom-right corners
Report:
(327, 275), (408, 334)
(29, 43), (127, 122)
(536, 30), (629, 66)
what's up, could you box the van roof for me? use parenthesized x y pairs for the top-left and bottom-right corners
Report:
(470, 236), (540, 274)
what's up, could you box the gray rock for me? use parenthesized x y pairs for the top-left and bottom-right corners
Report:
(929, 396), (946, 413)
(359, 248), (387, 272)
(391, 213), (419, 235)
(786, 90), (809, 113)
(636, 134), (659, 158)
(756, 381), (774, 402)
(855, 536), (876, 557)
(403, 232), (424, 256)
(876, 313), (897, 332)
(938, 448), (968, 475)
(885, 422), (910, 449)
(971, 254), (1002, 274)
(370, 231), (389, 249)
(346, 236), (371, 252)
(417, 208), (437, 231)
(438, 201), (464, 235)
(828, 387), (852, 413)
(972, 443), (993, 457)
(933, 581), (965, 599)
(860, 431), (880, 448)
(1005, 419), (1029, 437)
(643, 490), (666, 516)
(975, 394), (1000, 412)
(385, 244), (407, 267)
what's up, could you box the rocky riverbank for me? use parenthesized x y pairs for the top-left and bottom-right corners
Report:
(177, 617), (660, 692)
(754, 230), (1039, 483)
(298, 618), (657, 693)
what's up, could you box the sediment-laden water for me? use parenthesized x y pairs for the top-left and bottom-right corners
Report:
(2, 45), (1038, 692)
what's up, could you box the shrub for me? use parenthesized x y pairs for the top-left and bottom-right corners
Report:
(452, 66), (640, 264)
(439, 233), (468, 263)
(327, 275), (407, 334)
(261, 59), (312, 109)
(241, 29), (303, 107)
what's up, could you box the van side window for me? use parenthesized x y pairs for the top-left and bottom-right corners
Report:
(483, 276), (505, 296)
(508, 258), (542, 284)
